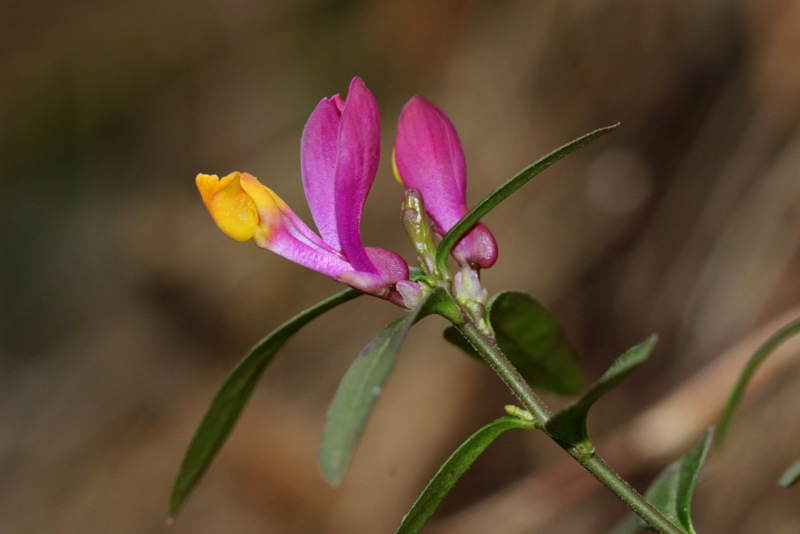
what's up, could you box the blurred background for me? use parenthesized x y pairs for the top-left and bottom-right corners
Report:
(2, 1), (800, 532)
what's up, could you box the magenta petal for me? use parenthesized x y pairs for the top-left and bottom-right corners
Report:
(264, 223), (354, 279)
(257, 229), (352, 283)
(451, 222), (498, 269)
(394, 95), (467, 231)
(301, 94), (346, 250)
(334, 77), (381, 274)
(263, 232), (352, 278)
(335, 270), (390, 297)
(365, 247), (410, 283)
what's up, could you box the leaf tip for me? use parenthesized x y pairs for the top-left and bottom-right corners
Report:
(318, 460), (345, 488)
(168, 490), (184, 521)
(778, 458), (800, 488)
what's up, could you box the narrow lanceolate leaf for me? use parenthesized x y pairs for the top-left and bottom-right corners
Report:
(489, 292), (583, 395)
(445, 291), (582, 395)
(435, 123), (618, 274)
(778, 458), (800, 488)
(395, 416), (535, 534)
(717, 317), (800, 448)
(169, 288), (361, 517)
(546, 336), (657, 453)
(639, 427), (714, 533)
(319, 289), (446, 485)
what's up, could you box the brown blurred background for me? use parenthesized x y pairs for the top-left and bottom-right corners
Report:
(2, 1), (800, 533)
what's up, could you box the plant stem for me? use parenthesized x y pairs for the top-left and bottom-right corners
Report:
(456, 318), (551, 426)
(455, 316), (685, 534)
(572, 453), (685, 534)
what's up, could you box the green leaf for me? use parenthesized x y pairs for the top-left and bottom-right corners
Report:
(639, 427), (714, 533)
(486, 291), (583, 395)
(318, 289), (445, 485)
(546, 336), (656, 453)
(395, 415), (535, 534)
(778, 458), (800, 488)
(435, 124), (619, 274)
(169, 289), (361, 517)
(717, 317), (800, 448)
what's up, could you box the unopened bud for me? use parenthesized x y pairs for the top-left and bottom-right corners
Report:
(402, 189), (443, 280)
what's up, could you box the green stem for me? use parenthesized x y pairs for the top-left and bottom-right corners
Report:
(455, 316), (685, 534)
(456, 318), (551, 426)
(573, 454), (685, 534)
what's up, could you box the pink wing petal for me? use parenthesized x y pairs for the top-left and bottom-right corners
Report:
(301, 94), (345, 250)
(333, 77), (382, 274)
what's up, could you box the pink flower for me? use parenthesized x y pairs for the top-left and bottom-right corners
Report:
(197, 77), (410, 305)
(393, 96), (498, 269)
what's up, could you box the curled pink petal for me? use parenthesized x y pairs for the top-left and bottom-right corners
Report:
(365, 247), (410, 284)
(451, 222), (498, 269)
(336, 270), (391, 297)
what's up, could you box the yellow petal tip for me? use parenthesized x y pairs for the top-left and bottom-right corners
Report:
(196, 172), (258, 242)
